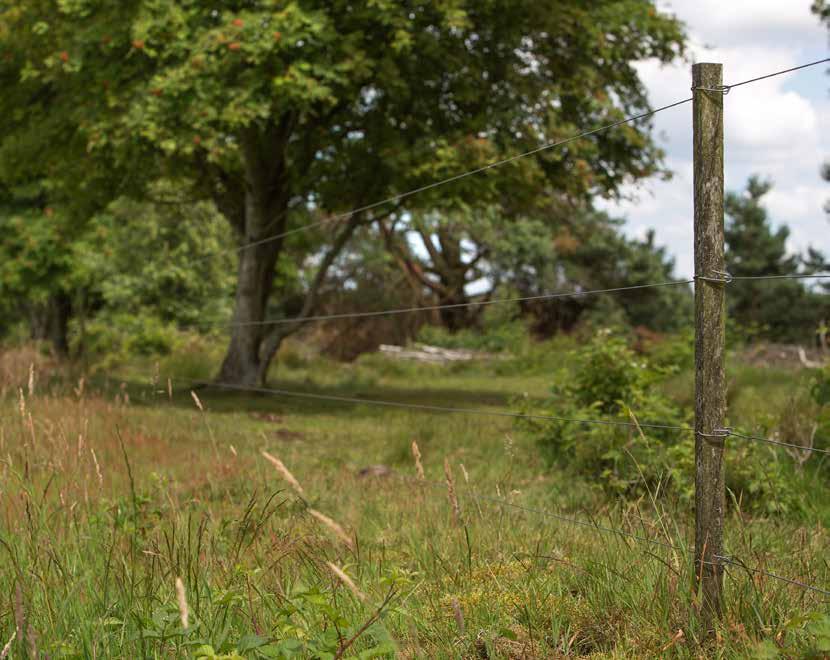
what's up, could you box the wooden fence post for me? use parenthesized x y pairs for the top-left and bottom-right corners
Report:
(693, 62), (727, 629)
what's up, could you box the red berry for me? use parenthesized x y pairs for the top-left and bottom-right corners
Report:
(59, 51), (69, 62)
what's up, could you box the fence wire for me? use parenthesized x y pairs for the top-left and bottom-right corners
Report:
(724, 429), (830, 457)
(206, 279), (694, 328)
(192, 98), (693, 266)
(188, 57), (829, 268)
(167, 375), (693, 433)
(716, 554), (830, 598)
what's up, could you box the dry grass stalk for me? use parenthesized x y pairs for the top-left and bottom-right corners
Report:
(308, 508), (355, 551)
(190, 390), (204, 412)
(325, 561), (366, 602)
(26, 622), (38, 660)
(459, 463), (469, 483)
(13, 584), (37, 659)
(167, 378), (173, 400)
(91, 448), (104, 487)
(175, 577), (190, 629)
(17, 388), (25, 418)
(411, 441), (425, 481)
(27, 363), (34, 397)
(444, 457), (462, 526)
(261, 451), (305, 495)
(13, 585), (24, 647)
(74, 376), (85, 400)
(451, 598), (465, 634)
(0, 631), (15, 659)
(27, 413), (36, 448)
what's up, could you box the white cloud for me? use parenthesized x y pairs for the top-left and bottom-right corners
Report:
(608, 0), (830, 277)
(658, 0), (825, 49)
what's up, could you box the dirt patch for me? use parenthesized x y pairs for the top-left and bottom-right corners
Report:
(740, 343), (828, 369)
(252, 412), (285, 424)
(357, 464), (394, 478)
(271, 429), (306, 442)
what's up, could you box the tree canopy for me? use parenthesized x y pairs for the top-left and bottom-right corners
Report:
(0, 0), (688, 383)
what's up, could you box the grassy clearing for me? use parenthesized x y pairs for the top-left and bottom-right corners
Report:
(1, 341), (829, 658)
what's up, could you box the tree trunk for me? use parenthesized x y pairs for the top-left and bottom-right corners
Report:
(435, 229), (472, 331)
(28, 293), (71, 357)
(216, 231), (283, 386)
(216, 125), (291, 387)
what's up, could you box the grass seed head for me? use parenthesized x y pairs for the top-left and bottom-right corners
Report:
(452, 598), (465, 634)
(411, 440), (425, 481)
(190, 390), (204, 412)
(261, 451), (305, 495)
(175, 577), (189, 629)
(325, 561), (366, 602)
(444, 457), (462, 526)
(91, 448), (103, 486)
(0, 631), (15, 660)
(308, 508), (354, 550)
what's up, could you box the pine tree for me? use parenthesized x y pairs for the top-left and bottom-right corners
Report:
(725, 177), (827, 341)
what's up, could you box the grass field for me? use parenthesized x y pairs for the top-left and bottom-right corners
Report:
(1, 339), (829, 658)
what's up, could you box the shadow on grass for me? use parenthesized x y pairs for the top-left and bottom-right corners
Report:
(96, 374), (550, 421)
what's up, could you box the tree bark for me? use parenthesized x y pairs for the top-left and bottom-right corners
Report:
(27, 293), (71, 357)
(216, 123), (291, 387)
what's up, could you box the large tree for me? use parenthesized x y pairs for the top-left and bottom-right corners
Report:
(0, 1), (684, 385)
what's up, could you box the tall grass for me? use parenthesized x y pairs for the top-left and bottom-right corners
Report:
(0, 343), (829, 657)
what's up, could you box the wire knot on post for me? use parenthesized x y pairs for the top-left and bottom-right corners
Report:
(691, 84), (731, 95)
(697, 427), (731, 440)
(695, 270), (732, 284)
(701, 554), (732, 567)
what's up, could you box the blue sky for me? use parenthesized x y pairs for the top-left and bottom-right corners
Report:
(600, 0), (829, 277)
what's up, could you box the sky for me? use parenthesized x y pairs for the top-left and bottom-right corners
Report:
(600, 0), (829, 277)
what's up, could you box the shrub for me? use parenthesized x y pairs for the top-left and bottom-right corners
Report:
(520, 330), (688, 497)
(521, 330), (810, 512)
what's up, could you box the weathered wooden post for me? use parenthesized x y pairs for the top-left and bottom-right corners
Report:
(693, 62), (727, 629)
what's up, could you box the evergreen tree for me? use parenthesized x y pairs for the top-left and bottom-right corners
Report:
(725, 176), (827, 341)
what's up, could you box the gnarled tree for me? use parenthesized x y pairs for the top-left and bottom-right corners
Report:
(0, 1), (685, 384)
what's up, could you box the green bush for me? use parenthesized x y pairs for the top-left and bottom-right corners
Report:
(811, 365), (830, 408)
(76, 312), (179, 369)
(518, 330), (687, 497)
(521, 330), (810, 512)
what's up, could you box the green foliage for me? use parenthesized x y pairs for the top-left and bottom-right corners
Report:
(811, 365), (830, 408)
(69, 187), (235, 362)
(76, 188), (235, 329)
(642, 327), (695, 372)
(521, 330), (814, 512)
(0, 0), (687, 379)
(416, 297), (529, 354)
(521, 329), (688, 497)
(725, 177), (829, 342)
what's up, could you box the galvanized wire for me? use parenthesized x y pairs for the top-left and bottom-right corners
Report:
(725, 429), (830, 457)
(205, 279), (693, 328)
(716, 554), (830, 598)
(191, 97), (693, 265)
(175, 376), (693, 433)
